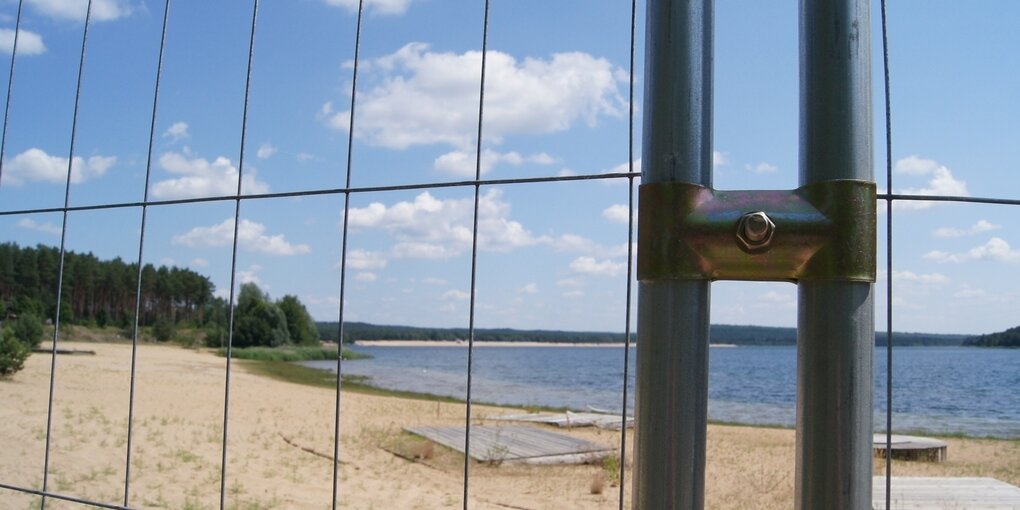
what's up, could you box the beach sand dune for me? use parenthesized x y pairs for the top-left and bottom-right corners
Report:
(1, 342), (1016, 509)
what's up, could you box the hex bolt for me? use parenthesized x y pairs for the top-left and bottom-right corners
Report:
(736, 211), (775, 253)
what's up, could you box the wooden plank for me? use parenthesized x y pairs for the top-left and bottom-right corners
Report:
(872, 477), (1020, 509)
(405, 425), (614, 465)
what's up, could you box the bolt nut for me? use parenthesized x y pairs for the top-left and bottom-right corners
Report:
(736, 211), (775, 253)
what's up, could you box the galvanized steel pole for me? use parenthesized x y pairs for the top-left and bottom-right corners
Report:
(634, 0), (713, 508)
(797, 0), (874, 508)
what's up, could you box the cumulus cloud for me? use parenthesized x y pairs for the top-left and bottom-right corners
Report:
(237, 264), (263, 286)
(27, 0), (132, 22)
(256, 143), (277, 160)
(519, 283), (538, 294)
(925, 237), (1020, 263)
(190, 258), (209, 267)
(17, 218), (61, 236)
(2, 148), (115, 185)
(355, 272), (377, 282)
(569, 256), (625, 277)
(746, 162), (777, 174)
(885, 270), (949, 284)
(933, 220), (1000, 238)
(602, 204), (631, 224)
(152, 151), (268, 199)
(713, 151), (728, 167)
(346, 249), (387, 270)
(172, 218), (310, 256)
(162, 122), (189, 142)
(893, 155), (968, 210)
(345, 189), (545, 259)
(442, 289), (469, 300)
(324, 0), (415, 15)
(0, 28), (46, 55)
(433, 149), (552, 177)
(422, 277), (446, 285)
(323, 43), (625, 150)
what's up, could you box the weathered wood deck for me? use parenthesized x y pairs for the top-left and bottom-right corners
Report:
(492, 411), (633, 429)
(872, 477), (1020, 509)
(405, 425), (614, 465)
(873, 434), (948, 462)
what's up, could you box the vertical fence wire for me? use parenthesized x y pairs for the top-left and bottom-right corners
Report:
(39, 1), (93, 507)
(880, 0), (895, 507)
(331, 1), (365, 508)
(617, 0), (639, 507)
(462, 1), (491, 506)
(0, 0), (25, 187)
(122, 0), (172, 506)
(217, 2), (260, 509)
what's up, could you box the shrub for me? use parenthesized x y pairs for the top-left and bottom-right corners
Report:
(0, 328), (30, 377)
(10, 313), (44, 349)
(152, 317), (176, 342)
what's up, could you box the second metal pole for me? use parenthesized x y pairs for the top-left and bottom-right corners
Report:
(797, 0), (875, 508)
(634, 0), (713, 508)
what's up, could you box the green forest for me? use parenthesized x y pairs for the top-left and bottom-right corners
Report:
(0, 243), (318, 351)
(963, 326), (1020, 347)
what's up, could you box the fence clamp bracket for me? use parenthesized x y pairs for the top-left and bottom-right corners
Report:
(638, 179), (876, 282)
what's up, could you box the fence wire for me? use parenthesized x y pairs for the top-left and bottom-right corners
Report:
(0, 1), (1016, 509)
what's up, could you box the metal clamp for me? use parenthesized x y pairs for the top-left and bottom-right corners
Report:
(637, 179), (876, 282)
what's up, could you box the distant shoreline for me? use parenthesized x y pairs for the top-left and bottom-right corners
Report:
(354, 340), (739, 348)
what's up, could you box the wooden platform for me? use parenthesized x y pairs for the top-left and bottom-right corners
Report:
(492, 411), (633, 429)
(872, 477), (1020, 509)
(873, 434), (948, 462)
(405, 425), (614, 465)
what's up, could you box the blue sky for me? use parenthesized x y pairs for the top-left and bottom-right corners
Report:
(0, 0), (1017, 335)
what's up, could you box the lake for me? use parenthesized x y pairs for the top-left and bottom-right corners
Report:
(304, 345), (1020, 438)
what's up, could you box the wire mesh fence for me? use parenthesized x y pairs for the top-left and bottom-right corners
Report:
(0, 0), (1017, 509)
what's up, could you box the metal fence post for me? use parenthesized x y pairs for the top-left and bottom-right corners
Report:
(634, 0), (713, 508)
(797, 0), (874, 508)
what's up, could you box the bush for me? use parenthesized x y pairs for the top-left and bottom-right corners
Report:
(152, 317), (176, 342)
(10, 313), (44, 348)
(0, 328), (30, 377)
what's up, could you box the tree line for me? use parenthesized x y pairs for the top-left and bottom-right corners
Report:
(0, 243), (213, 328)
(0, 243), (319, 356)
(963, 325), (1020, 348)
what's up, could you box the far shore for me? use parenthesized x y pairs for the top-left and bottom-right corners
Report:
(354, 340), (739, 348)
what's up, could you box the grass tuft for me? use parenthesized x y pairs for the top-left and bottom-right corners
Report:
(216, 345), (370, 362)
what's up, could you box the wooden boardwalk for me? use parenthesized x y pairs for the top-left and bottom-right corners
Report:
(873, 477), (1020, 509)
(405, 425), (614, 465)
(492, 411), (633, 429)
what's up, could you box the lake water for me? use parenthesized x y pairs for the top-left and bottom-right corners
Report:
(304, 345), (1020, 438)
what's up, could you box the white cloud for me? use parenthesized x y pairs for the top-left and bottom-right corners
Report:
(604, 159), (640, 175)
(237, 264), (263, 286)
(256, 143), (277, 160)
(324, 0), (415, 15)
(520, 283), (538, 294)
(422, 277), (446, 285)
(17, 218), (61, 236)
(925, 237), (1020, 263)
(346, 189), (545, 259)
(569, 256), (624, 277)
(887, 270), (949, 284)
(563, 290), (585, 298)
(346, 249), (387, 270)
(0, 28), (46, 55)
(172, 218), (310, 256)
(296, 152), (314, 162)
(152, 151), (268, 199)
(713, 151), (728, 167)
(355, 272), (377, 282)
(2, 148), (115, 185)
(556, 277), (582, 287)
(162, 122), (189, 142)
(190, 258), (209, 267)
(933, 220), (1000, 238)
(602, 204), (631, 224)
(324, 43), (624, 150)
(27, 0), (132, 22)
(746, 162), (777, 174)
(442, 289), (470, 300)
(893, 156), (968, 210)
(433, 149), (552, 177)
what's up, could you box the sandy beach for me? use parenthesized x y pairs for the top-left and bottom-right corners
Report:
(1, 342), (1017, 509)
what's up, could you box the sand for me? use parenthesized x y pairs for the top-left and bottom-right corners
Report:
(1, 342), (1017, 509)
